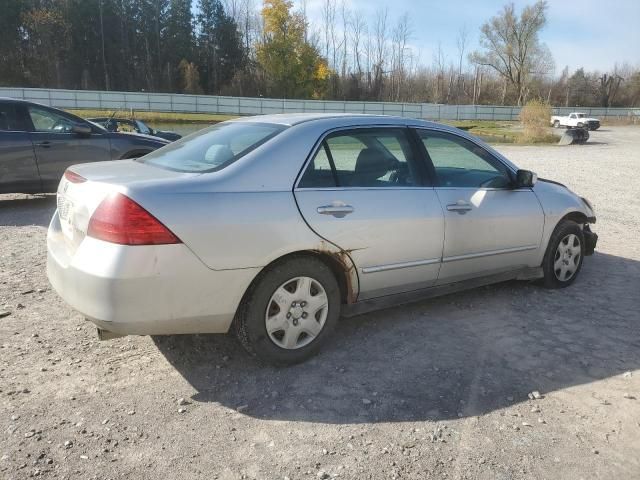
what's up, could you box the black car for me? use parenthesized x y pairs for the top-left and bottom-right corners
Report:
(88, 117), (182, 142)
(0, 98), (169, 194)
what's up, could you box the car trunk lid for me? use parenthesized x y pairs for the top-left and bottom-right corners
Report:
(55, 159), (194, 254)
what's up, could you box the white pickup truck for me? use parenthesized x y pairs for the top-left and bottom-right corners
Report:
(550, 112), (600, 130)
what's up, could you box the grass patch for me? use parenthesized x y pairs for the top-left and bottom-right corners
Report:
(445, 119), (559, 145)
(517, 100), (561, 144)
(66, 109), (563, 143)
(66, 109), (238, 124)
(445, 120), (520, 143)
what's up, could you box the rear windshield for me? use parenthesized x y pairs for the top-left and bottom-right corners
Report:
(139, 122), (286, 173)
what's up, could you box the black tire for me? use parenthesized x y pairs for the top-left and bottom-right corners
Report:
(541, 220), (585, 289)
(234, 255), (341, 365)
(577, 122), (584, 128)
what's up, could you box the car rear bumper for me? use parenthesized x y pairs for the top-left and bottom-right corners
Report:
(46, 211), (259, 335)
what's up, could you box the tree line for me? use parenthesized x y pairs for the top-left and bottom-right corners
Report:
(1, 0), (639, 107)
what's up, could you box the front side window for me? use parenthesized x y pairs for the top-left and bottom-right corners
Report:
(140, 122), (286, 173)
(299, 128), (421, 188)
(417, 130), (512, 189)
(28, 106), (75, 133)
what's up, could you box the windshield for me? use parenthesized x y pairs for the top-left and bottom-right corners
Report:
(135, 120), (151, 134)
(140, 122), (286, 173)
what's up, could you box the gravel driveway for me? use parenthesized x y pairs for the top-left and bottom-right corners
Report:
(1, 126), (639, 480)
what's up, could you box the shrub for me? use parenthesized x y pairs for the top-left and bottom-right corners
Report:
(519, 100), (555, 143)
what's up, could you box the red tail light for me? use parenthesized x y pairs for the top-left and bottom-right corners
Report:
(87, 193), (181, 245)
(64, 169), (87, 183)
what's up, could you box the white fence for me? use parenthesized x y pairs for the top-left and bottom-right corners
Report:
(1, 87), (638, 121)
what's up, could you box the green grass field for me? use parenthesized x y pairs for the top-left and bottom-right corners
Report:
(66, 109), (560, 144)
(444, 120), (560, 144)
(67, 109), (237, 124)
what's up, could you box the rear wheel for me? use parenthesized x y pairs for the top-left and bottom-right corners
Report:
(234, 256), (341, 365)
(541, 220), (585, 289)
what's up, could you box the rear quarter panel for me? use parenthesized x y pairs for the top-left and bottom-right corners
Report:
(129, 189), (346, 272)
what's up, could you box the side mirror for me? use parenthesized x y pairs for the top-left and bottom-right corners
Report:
(71, 124), (92, 136)
(515, 169), (537, 188)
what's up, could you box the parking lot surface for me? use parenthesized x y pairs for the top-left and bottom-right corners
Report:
(1, 126), (639, 479)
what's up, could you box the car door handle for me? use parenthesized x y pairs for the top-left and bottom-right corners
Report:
(317, 204), (355, 218)
(35, 141), (52, 148)
(446, 201), (473, 213)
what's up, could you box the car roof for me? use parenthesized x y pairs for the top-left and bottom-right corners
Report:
(229, 112), (444, 128)
(0, 97), (35, 104)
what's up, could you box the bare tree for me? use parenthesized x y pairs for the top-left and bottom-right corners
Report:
(599, 71), (624, 108)
(321, 0), (336, 66)
(470, 1), (552, 105)
(349, 10), (366, 79)
(472, 64), (483, 104)
(432, 42), (446, 103)
(340, 1), (349, 81)
(390, 13), (411, 101)
(455, 25), (468, 102)
(300, 0), (308, 42)
(372, 7), (388, 100)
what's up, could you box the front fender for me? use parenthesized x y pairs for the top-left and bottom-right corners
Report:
(533, 179), (595, 263)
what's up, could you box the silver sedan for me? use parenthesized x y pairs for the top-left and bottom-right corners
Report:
(47, 114), (598, 364)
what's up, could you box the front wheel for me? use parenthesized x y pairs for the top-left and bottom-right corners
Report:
(234, 256), (341, 365)
(541, 220), (585, 289)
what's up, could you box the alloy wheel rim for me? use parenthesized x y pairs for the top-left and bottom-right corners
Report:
(265, 276), (329, 350)
(554, 233), (581, 281)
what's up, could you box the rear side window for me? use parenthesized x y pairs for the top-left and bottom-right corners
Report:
(0, 103), (21, 131)
(140, 122), (286, 173)
(299, 128), (422, 188)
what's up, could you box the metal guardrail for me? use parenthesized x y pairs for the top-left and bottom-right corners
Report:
(1, 87), (638, 121)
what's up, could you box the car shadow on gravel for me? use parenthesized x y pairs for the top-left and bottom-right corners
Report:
(0, 194), (56, 227)
(154, 252), (640, 424)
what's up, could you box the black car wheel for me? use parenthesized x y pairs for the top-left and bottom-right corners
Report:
(234, 255), (341, 365)
(541, 220), (585, 289)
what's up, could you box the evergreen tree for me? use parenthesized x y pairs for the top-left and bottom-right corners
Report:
(0, 0), (28, 86)
(197, 0), (244, 94)
(165, 0), (194, 90)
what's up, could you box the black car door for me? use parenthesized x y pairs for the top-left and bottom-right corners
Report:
(25, 105), (110, 191)
(0, 102), (41, 194)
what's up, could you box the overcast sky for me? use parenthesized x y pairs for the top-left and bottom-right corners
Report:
(299, 0), (640, 73)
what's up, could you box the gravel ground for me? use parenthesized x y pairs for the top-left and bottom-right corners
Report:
(1, 126), (639, 480)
